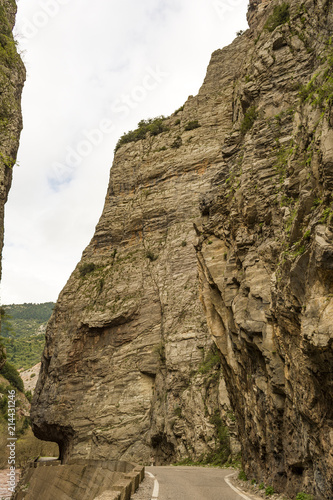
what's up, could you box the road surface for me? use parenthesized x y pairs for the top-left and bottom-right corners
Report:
(145, 466), (252, 500)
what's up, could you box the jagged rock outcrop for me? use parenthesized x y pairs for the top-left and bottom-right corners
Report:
(32, 0), (332, 498)
(0, 0), (25, 366)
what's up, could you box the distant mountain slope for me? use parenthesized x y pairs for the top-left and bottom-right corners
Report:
(20, 362), (41, 393)
(1, 303), (54, 370)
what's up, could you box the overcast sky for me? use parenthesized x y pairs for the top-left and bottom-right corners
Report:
(1, 0), (248, 305)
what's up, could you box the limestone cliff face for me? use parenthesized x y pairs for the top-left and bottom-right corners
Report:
(0, 0), (25, 366)
(32, 0), (332, 498)
(31, 35), (241, 466)
(197, 0), (333, 498)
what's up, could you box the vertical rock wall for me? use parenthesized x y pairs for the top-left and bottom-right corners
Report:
(31, 36), (246, 465)
(0, 0), (25, 366)
(197, 0), (333, 498)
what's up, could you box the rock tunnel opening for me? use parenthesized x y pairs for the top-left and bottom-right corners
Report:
(32, 422), (74, 464)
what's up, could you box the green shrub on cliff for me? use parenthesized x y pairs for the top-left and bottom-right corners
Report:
(115, 116), (169, 151)
(79, 262), (96, 277)
(198, 346), (221, 374)
(184, 120), (201, 131)
(264, 3), (290, 32)
(241, 106), (257, 134)
(146, 250), (158, 262)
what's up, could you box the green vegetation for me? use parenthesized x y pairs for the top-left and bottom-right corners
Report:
(184, 120), (201, 131)
(320, 206), (333, 224)
(174, 452), (241, 469)
(313, 198), (323, 207)
(273, 141), (294, 183)
(264, 2), (290, 32)
(280, 195), (294, 207)
(174, 105), (184, 114)
(203, 411), (230, 466)
(79, 262), (96, 277)
(285, 207), (297, 233)
(14, 428), (59, 467)
(198, 346), (221, 374)
(295, 493), (314, 500)
(115, 116), (169, 151)
(0, 5), (21, 68)
(171, 136), (182, 149)
(0, 386), (29, 449)
(153, 342), (166, 363)
(3, 335), (46, 370)
(240, 106), (257, 134)
(173, 457), (198, 466)
(97, 278), (104, 294)
(0, 4), (23, 173)
(0, 425), (59, 468)
(265, 486), (275, 496)
(0, 366), (58, 467)
(226, 411), (236, 422)
(0, 362), (24, 392)
(0, 151), (15, 168)
(1, 303), (54, 325)
(174, 406), (182, 417)
(298, 45), (333, 110)
(0, 376), (58, 467)
(259, 482), (265, 490)
(175, 410), (231, 467)
(238, 470), (248, 481)
(146, 250), (158, 262)
(1, 303), (54, 370)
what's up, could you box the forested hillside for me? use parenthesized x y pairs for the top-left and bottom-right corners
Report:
(0, 303), (54, 369)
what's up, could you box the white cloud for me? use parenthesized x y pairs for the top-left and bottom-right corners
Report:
(2, 0), (248, 304)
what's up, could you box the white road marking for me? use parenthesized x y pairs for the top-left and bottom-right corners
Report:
(146, 471), (159, 500)
(224, 472), (254, 500)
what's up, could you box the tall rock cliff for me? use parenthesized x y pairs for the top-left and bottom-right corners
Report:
(0, 0), (25, 367)
(31, 44), (239, 465)
(32, 0), (333, 498)
(197, 0), (333, 498)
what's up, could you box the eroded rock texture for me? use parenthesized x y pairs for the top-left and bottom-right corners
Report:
(32, 0), (332, 498)
(31, 29), (240, 467)
(0, 0), (25, 366)
(197, 1), (333, 498)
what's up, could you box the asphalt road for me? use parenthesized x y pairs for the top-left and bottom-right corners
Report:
(145, 466), (251, 500)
